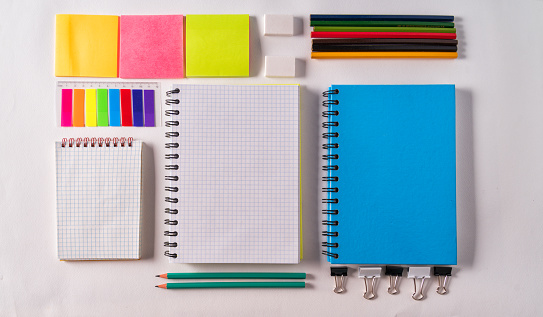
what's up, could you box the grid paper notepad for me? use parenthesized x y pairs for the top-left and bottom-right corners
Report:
(55, 139), (143, 260)
(165, 85), (300, 263)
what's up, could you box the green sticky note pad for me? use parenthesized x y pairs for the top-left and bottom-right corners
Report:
(186, 15), (250, 77)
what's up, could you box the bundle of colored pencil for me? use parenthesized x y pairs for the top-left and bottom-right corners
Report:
(310, 15), (458, 59)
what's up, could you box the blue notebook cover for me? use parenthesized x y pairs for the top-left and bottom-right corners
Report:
(324, 85), (457, 265)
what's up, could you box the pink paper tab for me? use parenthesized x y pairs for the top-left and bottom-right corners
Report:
(119, 15), (184, 78)
(61, 89), (73, 127)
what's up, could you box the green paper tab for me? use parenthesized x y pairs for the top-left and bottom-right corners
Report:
(97, 89), (109, 126)
(185, 15), (250, 77)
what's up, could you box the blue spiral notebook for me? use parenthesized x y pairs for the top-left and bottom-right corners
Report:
(322, 85), (457, 265)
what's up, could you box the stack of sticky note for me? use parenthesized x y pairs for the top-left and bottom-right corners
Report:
(55, 14), (250, 79)
(119, 15), (184, 78)
(310, 14), (458, 59)
(55, 14), (184, 78)
(55, 15), (120, 77)
(185, 14), (249, 77)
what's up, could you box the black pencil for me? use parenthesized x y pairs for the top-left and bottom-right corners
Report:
(312, 38), (458, 46)
(312, 43), (457, 52)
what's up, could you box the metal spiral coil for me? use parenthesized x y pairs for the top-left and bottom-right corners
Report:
(323, 122), (338, 128)
(322, 231), (338, 237)
(166, 132), (179, 138)
(166, 88), (180, 96)
(165, 109), (179, 116)
(164, 89), (180, 259)
(165, 121), (179, 127)
(321, 242), (338, 248)
(165, 208), (178, 214)
(322, 89), (339, 97)
(165, 99), (180, 105)
(322, 89), (340, 260)
(322, 250), (339, 259)
(61, 137), (133, 148)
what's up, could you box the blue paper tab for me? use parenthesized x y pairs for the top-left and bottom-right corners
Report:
(108, 89), (121, 126)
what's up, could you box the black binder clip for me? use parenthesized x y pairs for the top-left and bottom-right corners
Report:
(408, 267), (431, 301)
(434, 267), (452, 295)
(330, 267), (348, 294)
(358, 267), (381, 300)
(384, 266), (403, 295)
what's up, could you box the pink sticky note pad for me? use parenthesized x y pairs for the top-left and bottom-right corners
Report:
(120, 15), (184, 78)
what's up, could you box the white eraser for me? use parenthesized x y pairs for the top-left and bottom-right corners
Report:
(265, 56), (296, 78)
(358, 267), (382, 278)
(407, 267), (431, 278)
(264, 14), (294, 36)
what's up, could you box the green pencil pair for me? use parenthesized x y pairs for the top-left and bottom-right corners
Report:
(155, 272), (306, 289)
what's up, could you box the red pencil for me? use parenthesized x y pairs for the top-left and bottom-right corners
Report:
(311, 31), (456, 39)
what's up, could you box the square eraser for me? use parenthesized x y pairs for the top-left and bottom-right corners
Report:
(265, 56), (296, 78)
(264, 14), (294, 36)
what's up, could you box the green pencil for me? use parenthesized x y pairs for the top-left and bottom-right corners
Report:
(156, 272), (306, 279)
(310, 20), (455, 28)
(312, 26), (456, 33)
(156, 282), (306, 289)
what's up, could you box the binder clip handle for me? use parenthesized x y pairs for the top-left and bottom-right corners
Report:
(331, 267), (348, 294)
(388, 275), (400, 295)
(385, 266), (403, 295)
(334, 275), (346, 294)
(358, 267), (381, 300)
(363, 277), (377, 300)
(408, 267), (431, 301)
(434, 267), (452, 295)
(412, 277), (427, 301)
(436, 275), (449, 295)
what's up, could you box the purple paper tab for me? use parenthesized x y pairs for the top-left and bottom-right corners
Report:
(61, 89), (73, 127)
(144, 90), (155, 127)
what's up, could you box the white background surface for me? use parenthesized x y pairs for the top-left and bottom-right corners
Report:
(1, 0), (542, 316)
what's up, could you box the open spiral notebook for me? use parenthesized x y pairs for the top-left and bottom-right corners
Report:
(164, 85), (301, 263)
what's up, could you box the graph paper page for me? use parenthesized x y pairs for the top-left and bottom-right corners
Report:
(168, 85), (300, 263)
(56, 140), (143, 260)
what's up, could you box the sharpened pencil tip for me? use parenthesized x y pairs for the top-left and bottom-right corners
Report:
(155, 275), (159, 277)
(155, 285), (158, 287)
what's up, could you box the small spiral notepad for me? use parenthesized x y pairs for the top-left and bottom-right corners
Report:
(55, 137), (143, 260)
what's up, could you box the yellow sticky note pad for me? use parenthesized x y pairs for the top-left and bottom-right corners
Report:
(185, 15), (250, 77)
(55, 14), (119, 77)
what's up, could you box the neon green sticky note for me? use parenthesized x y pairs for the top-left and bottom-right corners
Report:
(55, 14), (119, 77)
(96, 89), (109, 126)
(185, 15), (250, 77)
(85, 89), (97, 127)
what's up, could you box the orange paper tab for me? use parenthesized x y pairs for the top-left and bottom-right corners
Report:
(73, 89), (85, 127)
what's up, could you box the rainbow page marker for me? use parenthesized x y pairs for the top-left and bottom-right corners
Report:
(56, 81), (161, 127)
